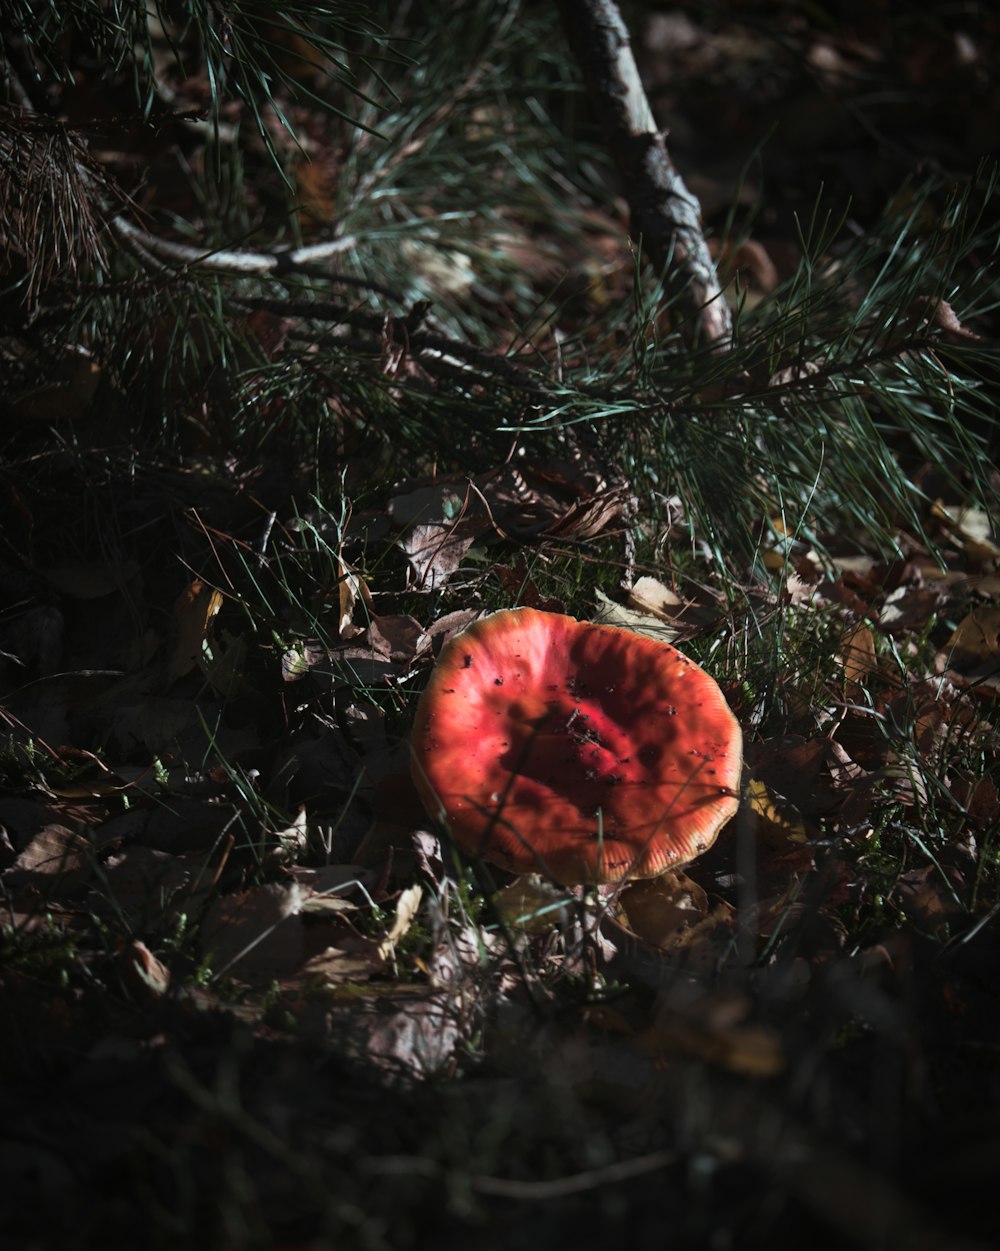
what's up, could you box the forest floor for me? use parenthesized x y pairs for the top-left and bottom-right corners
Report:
(1, 5), (999, 1248)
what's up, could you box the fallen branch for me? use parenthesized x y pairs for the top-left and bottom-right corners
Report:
(559, 0), (732, 350)
(109, 215), (357, 277)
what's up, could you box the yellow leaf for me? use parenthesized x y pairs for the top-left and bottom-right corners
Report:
(166, 579), (223, 687)
(745, 777), (808, 846)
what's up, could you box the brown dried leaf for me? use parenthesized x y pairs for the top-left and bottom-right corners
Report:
(840, 622), (879, 687)
(424, 609), (482, 654)
(943, 607), (1000, 671)
(896, 865), (963, 936)
(949, 775), (999, 828)
(785, 572), (819, 607)
(293, 863), (375, 913)
(390, 458), (619, 558)
(101, 845), (210, 918)
(641, 985), (784, 1075)
(200, 627), (247, 697)
(272, 807), (309, 858)
(165, 578), (223, 687)
(492, 558), (565, 613)
(930, 500), (999, 559)
(7, 824), (91, 895)
(543, 486), (627, 539)
(7, 352), (102, 423)
(388, 481), (475, 528)
(617, 870), (709, 947)
(201, 882), (306, 982)
(298, 942), (385, 986)
(914, 300), (984, 344)
(367, 614), (426, 661)
(626, 575), (683, 622)
(746, 737), (839, 819)
(592, 591), (681, 643)
(638, 1018), (784, 1076)
(289, 990), (463, 1079)
(878, 583), (943, 634)
(492, 875), (574, 933)
(401, 518), (482, 590)
(121, 938), (171, 998)
(335, 555), (362, 637)
(717, 236), (781, 293)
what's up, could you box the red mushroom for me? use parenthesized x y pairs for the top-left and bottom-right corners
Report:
(410, 607), (742, 885)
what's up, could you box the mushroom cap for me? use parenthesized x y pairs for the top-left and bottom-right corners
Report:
(410, 607), (742, 885)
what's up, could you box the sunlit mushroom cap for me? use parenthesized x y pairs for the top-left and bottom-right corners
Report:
(411, 608), (742, 885)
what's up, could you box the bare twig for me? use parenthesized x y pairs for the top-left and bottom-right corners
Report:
(558, 0), (732, 350)
(471, 1149), (678, 1199)
(109, 215), (357, 276)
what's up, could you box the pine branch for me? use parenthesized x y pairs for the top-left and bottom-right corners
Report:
(558, 0), (731, 350)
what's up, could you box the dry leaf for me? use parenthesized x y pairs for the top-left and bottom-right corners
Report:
(165, 578), (223, 687)
(878, 583), (942, 634)
(592, 590), (681, 642)
(931, 500), (999, 559)
(199, 627), (247, 696)
(368, 614), (426, 661)
(335, 555), (363, 637)
(202, 882), (306, 982)
(7, 824), (92, 897)
(378, 884), (423, 960)
(746, 737), (838, 819)
(290, 990), (463, 1078)
(492, 875), (574, 932)
(785, 572), (819, 606)
(627, 575), (683, 622)
(544, 487), (626, 539)
(424, 609), (482, 653)
(298, 943), (385, 985)
(840, 622), (879, 687)
(281, 639), (327, 681)
(401, 518), (482, 590)
(896, 865), (963, 936)
(949, 775), (999, 828)
(122, 938), (171, 998)
(617, 870), (709, 947)
(292, 863), (376, 905)
(744, 778), (809, 846)
(717, 236), (780, 293)
(100, 845), (210, 918)
(7, 349), (101, 423)
(273, 807), (309, 858)
(638, 1019), (784, 1077)
(943, 607), (1000, 671)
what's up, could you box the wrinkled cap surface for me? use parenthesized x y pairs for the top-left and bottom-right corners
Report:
(411, 608), (742, 884)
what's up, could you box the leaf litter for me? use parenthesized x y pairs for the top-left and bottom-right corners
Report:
(2, 6), (1000, 1245)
